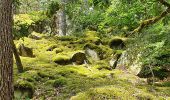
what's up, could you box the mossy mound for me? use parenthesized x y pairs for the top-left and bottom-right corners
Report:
(53, 77), (67, 88)
(14, 80), (34, 99)
(84, 43), (113, 60)
(46, 44), (58, 51)
(53, 48), (63, 54)
(70, 85), (157, 100)
(53, 55), (71, 65)
(85, 30), (98, 37)
(53, 51), (87, 65)
(57, 36), (77, 41)
(70, 86), (153, 100)
(84, 31), (102, 45)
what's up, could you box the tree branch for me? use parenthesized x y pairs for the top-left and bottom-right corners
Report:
(126, 0), (170, 36)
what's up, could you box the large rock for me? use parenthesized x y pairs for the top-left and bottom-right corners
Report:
(116, 51), (143, 74)
(109, 53), (122, 69)
(28, 32), (43, 40)
(71, 52), (87, 65)
(53, 51), (87, 65)
(109, 37), (125, 50)
(84, 43), (113, 61)
(14, 80), (34, 99)
(18, 44), (34, 57)
(85, 48), (100, 61)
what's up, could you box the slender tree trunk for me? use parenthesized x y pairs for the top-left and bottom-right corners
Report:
(12, 40), (24, 73)
(0, 0), (14, 99)
(58, 0), (67, 36)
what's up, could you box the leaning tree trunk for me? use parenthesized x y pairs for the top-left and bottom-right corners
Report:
(58, 0), (67, 36)
(0, 0), (14, 99)
(12, 40), (24, 73)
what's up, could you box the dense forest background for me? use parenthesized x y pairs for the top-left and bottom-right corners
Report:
(0, 0), (170, 99)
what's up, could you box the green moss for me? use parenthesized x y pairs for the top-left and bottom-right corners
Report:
(44, 80), (55, 86)
(13, 33), (170, 99)
(15, 80), (34, 91)
(57, 36), (77, 41)
(53, 77), (67, 87)
(46, 44), (58, 51)
(37, 71), (55, 79)
(19, 70), (41, 82)
(85, 31), (98, 37)
(14, 80), (34, 99)
(94, 60), (111, 70)
(84, 43), (103, 54)
(71, 86), (136, 100)
(52, 55), (71, 65)
(135, 92), (156, 100)
(84, 43), (113, 59)
(53, 48), (63, 53)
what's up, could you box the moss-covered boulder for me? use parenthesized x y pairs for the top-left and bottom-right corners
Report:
(28, 32), (43, 40)
(109, 37), (126, 50)
(84, 43), (112, 60)
(18, 43), (34, 57)
(71, 52), (87, 65)
(53, 55), (71, 65)
(109, 51), (122, 69)
(53, 51), (87, 65)
(14, 80), (34, 99)
(84, 31), (102, 45)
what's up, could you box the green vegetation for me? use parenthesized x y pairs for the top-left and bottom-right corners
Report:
(8, 0), (170, 99)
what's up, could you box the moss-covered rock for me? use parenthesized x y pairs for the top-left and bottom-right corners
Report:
(84, 31), (102, 45)
(109, 37), (126, 50)
(18, 43), (35, 57)
(84, 43), (113, 60)
(53, 55), (71, 65)
(71, 52), (87, 65)
(14, 80), (34, 99)
(53, 51), (87, 65)
(109, 53), (122, 69)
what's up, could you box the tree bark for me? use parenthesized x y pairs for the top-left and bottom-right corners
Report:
(0, 0), (14, 99)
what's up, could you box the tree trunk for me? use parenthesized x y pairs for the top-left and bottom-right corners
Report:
(58, 0), (67, 36)
(0, 0), (14, 99)
(12, 40), (24, 73)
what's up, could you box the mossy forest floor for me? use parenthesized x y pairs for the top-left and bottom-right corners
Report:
(14, 32), (170, 100)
